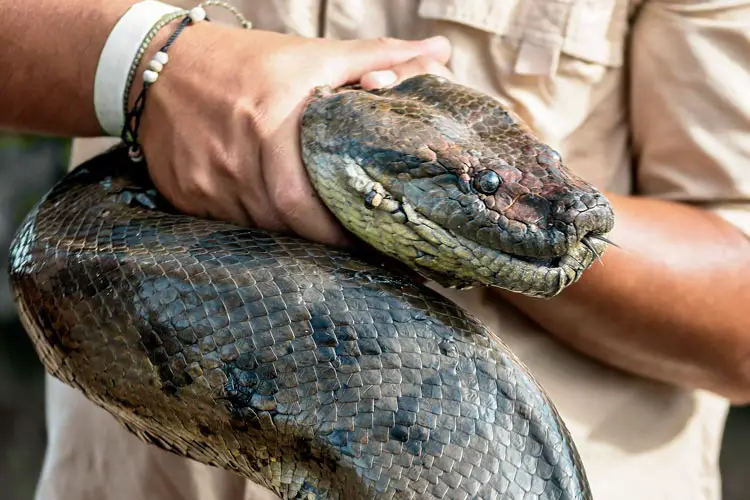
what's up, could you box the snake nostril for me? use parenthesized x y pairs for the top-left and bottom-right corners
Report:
(550, 190), (614, 242)
(580, 192), (598, 210)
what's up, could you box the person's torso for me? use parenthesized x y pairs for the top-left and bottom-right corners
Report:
(69, 1), (730, 498)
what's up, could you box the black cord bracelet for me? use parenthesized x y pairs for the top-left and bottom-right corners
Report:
(121, 15), (193, 163)
(120, 2), (252, 163)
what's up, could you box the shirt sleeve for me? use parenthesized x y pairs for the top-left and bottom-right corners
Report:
(630, 0), (750, 237)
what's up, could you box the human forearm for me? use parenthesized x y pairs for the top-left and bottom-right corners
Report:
(0, 0), (138, 135)
(497, 193), (750, 402)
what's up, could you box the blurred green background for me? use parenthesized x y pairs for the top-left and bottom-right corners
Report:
(0, 134), (748, 500)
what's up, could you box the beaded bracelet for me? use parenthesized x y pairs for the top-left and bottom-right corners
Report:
(122, 9), (189, 120)
(122, 1), (252, 162)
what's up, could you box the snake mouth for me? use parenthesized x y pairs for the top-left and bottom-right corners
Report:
(507, 251), (564, 269)
(440, 227), (612, 297)
(508, 233), (612, 269)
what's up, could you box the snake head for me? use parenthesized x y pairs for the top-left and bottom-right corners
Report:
(301, 75), (615, 298)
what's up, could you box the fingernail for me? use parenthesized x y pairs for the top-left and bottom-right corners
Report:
(422, 35), (450, 47)
(366, 70), (398, 88)
(420, 35), (451, 55)
(423, 35), (448, 44)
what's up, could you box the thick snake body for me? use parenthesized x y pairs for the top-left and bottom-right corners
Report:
(9, 75), (613, 499)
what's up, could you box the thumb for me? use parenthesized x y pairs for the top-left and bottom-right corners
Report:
(332, 36), (452, 85)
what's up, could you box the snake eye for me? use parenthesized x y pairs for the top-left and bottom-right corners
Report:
(473, 170), (501, 195)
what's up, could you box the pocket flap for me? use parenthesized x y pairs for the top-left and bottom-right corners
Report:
(418, 0), (628, 72)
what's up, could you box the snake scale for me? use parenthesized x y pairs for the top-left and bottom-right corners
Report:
(9, 75), (614, 499)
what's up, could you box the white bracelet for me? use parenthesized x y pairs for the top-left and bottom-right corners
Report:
(94, 0), (183, 137)
(121, 1), (252, 163)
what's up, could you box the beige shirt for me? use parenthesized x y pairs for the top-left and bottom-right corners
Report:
(36, 1), (750, 499)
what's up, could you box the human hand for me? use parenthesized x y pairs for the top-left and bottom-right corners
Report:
(360, 54), (456, 89)
(135, 23), (451, 246)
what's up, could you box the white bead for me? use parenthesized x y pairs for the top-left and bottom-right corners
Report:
(148, 60), (164, 73)
(153, 51), (169, 65)
(188, 6), (206, 22)
(143, 69), (159, 83)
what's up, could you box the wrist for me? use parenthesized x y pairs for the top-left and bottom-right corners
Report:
(128, 19), (226, 125)
(127, 14), (195, 112)
(94, 0), (185, 136)
(122, 8), (254, 158)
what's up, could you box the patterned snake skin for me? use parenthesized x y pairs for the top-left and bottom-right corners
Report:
(9, 75), (614, 499)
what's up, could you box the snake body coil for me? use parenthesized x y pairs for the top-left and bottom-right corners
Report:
(9, 75), (614, 499)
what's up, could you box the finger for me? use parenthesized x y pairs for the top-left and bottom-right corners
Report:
(209, 139), (289, 231)
(360, 55), (456, 90)
(141, 142), (254, 228)
(261, 103), (352, 247)
(229, 173), (289, 232)
(332, 35), (452, 85)
(173, 165), (257, 229)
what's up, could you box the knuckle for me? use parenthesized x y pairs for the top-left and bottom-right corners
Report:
(414, 56), (451, 77)
(239, 185), (286, 232)
(164, 178), (211, 221)
(272, 181), (306, 222)
(322, 57), (345, 80)
(258, 48), (290, 75)
(252, 209), (287, 233)
(411, 55), (434, 72)
(373, 36), (398, 50)
(391, 56), (451, 83)
(234, 93), (262, 123)
(179, 173), (213, 207)
(206, 139), (241, 182)
(235, 91), (273, 143)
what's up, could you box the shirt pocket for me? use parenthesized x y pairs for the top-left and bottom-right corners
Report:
(417, 0), (629, 79)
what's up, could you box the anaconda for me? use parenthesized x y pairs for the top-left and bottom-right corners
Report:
(9, 75), (614, 499)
